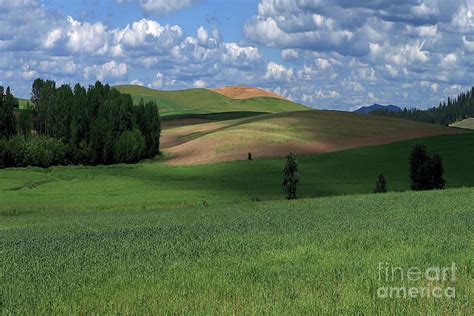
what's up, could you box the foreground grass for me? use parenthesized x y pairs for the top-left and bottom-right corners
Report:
(1, 188), (472, 313)
(0, 134), (473, 212)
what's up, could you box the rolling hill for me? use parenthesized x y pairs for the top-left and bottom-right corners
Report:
(115, 85), (309, 116)
(208, 86), (286, 100)
(451, 118), (474, 130)
(162, 110), (462, 165)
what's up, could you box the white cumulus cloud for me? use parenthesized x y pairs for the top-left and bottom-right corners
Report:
(84, 61), (128, 82)
(264, 62), (294, 82)
(193, 79), (206, 88)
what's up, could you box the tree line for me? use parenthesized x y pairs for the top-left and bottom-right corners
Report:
(371, 86), (474, 126)
(0, 79), (161, 168)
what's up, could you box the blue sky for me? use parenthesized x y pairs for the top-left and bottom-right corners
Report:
(1, 0), (474, 110)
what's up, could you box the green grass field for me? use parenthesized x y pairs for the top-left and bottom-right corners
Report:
(451, 118), (474, 130)
(1, 130), (473, 314)
(1, 133), (473, 212)
(1, 188), (472, 314)
(115, 85), (310, 116)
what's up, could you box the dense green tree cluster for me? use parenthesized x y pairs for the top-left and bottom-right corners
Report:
(371, 87), (474, 126)
(0, 79), (161, 168)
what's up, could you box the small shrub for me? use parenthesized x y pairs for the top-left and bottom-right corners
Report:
(374, 173), (387, 193)
(1, 135), (66, 168)
(250, 195), (261, 202)
(24, 136), (66, 167)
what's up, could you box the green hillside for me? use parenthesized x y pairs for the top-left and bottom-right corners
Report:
(1, 188), (472, 313)
(114, 85), (310, 116)
(18, 98), (29, 109)
(1, 133), (473, 212)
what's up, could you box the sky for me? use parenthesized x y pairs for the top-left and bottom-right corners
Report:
(1, 0), (474, 110)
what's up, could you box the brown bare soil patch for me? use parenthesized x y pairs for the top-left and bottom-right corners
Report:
(209, 86), (286, 100)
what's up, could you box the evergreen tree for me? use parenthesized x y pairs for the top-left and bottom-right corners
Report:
(371, 85), (474, 126)
(409, 145), (446, 191)
(282, 152), (300, 200)
(430, 153), (446, 189)
(410, 145), (431, 191)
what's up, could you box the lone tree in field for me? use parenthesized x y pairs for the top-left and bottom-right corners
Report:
(282, 152), (300, 200)
(409, 144), (445, 191)
(374, 173), (387, 193)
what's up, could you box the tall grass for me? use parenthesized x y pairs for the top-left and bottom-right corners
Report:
(1, 189), (472, 313)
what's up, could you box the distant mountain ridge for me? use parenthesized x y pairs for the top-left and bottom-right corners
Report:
(354, 103), (402, 114)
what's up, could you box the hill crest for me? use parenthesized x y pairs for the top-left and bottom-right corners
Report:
(114, 84), (309, 116)
(208, 86), (286, 100)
